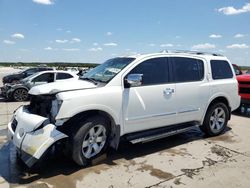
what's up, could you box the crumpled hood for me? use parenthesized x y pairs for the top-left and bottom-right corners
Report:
(29, 80), (97, 95)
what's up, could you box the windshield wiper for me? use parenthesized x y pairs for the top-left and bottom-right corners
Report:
(81, 77), (98, 85)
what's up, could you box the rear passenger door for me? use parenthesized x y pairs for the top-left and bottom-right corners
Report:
(170, 57), (209, 123)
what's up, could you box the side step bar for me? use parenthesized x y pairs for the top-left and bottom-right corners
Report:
(126, 122), (199, 144)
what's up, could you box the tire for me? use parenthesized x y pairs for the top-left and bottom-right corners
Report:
(200, 102), (229, 136)
(12, 88), (29, 102)
(71, 116), (110, 166)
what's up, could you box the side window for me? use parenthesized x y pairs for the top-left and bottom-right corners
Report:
(32, 73), (54, 83)
(129, 57), (169, 86)
(56, 73), (73, 80)
(25, 68), (37, 76)
(211, 60), (233, 79)
(172, 57), (204, 82)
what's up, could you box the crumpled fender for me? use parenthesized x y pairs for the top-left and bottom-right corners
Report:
(21, 124), (68, 162)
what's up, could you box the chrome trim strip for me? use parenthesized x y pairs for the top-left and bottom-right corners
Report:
(178, 108), (200, 114)
(126, 112), (176, 121)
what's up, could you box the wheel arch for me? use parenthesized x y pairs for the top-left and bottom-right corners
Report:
(202, 96), (231, 124)
(9, 86), (29, 100)
(61, 109), (121, 149)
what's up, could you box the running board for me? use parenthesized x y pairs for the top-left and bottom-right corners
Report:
(126, 122), (199, 144)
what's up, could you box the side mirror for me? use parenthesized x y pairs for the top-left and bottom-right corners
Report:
(125, 74), (143, 88)
(235, 70), (241, 75)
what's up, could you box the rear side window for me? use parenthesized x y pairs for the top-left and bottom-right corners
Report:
(171, 57), (204, 82)
(211, 60), (233, 79)
(56, 73), (73, 80)
(129, 57), (169, 86)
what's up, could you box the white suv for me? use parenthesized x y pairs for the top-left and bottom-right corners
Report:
(8, 51), (240, 167)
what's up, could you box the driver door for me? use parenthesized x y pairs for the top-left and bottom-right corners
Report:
(29, 73), (55, 88)
(123, 57), (177, 134)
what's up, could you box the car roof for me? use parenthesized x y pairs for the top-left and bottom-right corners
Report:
(25, 70), (78, 80)
(124, 50), (228, 62)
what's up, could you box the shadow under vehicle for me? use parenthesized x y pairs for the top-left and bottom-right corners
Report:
(1, 70), (78, 102)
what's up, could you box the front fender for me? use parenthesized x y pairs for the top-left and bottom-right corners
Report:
(56, 104), (120, 127)
(21, 124), (68, 167)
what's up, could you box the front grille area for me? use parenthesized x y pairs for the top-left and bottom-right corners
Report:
(11, 118), (18, 132)
(28, 95), (54, 118)
(239, 88), (250, 94)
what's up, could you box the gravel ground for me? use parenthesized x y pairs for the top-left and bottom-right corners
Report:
(0, 67), (250, 188)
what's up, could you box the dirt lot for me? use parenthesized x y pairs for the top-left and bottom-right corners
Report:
(1, 67), (250, 188)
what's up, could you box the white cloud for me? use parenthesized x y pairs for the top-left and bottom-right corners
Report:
(63, 48), (80, 51)
(70, 38), (81, 43)
(11, 33), (24, 39)
(209, 34), (222, 38)
(106, 32), (113, 36)
(218, 3), (250, 15)
(44, 47), (53, 50)
(3, 40), (15, 45)
(103, 43), (118, 46)
(160, 43), (174, 47)
(33, 0), (54, 5)
(88, 47), (103, 52)
(192, 43), (216, 50)
(56, 28), (63, 31)
(234, 33), (246, 38)
(66, 30), (71, 33)
(55, 39), (68, 43)
(226, 44), (249, 49)
(93, 42), (99, 46)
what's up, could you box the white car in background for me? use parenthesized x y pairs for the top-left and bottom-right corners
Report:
(1, 70), (78, 101)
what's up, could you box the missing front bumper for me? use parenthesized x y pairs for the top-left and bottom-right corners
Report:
(8, 106), (68, 167)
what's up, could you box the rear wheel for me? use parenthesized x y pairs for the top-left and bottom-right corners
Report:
(71, 116), (110, 166)
(12, 88), (29, 102)
(201, 102), (229, 136)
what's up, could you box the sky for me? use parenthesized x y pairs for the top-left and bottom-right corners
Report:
(0, 0), (250, 66)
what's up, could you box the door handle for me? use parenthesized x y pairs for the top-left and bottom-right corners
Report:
(163, 88), (174, 95)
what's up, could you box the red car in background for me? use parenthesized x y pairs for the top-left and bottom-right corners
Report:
(232, 64), (250, 115)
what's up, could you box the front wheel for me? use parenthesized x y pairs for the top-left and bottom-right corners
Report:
(12, 88), (29, 102)
(71, 116), (110, 166)
(200, 103), (229, 136)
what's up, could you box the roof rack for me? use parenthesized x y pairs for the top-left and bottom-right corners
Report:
(160, 50), (223, 57)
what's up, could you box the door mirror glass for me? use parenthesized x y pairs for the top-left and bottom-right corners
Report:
(125, 74), (143, 87)
(235, 69), (240, 75)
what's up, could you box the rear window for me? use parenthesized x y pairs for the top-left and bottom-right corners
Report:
(56, 73), (73, 80)
(211, 60), (233, 80)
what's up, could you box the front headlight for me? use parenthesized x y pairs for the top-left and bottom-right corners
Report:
(50, 99), (63, 122)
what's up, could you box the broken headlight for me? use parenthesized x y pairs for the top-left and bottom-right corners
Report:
(50, 98), (63, 123)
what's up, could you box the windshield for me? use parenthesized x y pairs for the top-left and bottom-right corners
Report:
(80, 57), (135, 83)
(21, 72), (40, 82)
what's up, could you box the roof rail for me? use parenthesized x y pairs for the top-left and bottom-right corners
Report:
(160, 50), (223, 57)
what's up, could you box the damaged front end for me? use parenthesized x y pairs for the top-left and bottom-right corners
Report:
(8, 94), (68, 167)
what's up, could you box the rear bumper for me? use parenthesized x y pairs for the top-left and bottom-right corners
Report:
(8, 106), (68, 167)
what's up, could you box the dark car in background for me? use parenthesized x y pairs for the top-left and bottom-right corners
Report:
(2, 67), (54, 84)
